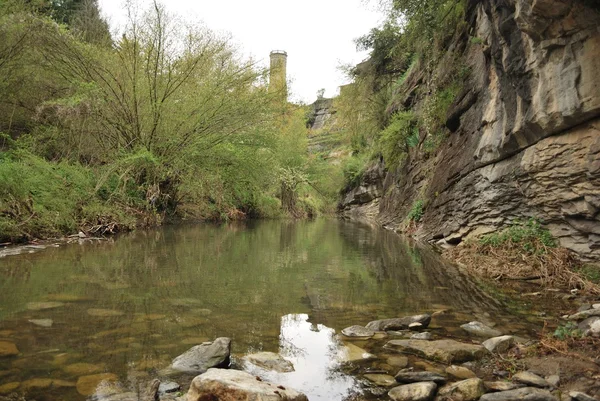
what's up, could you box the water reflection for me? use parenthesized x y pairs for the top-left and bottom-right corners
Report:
(243, 313), (359, 401)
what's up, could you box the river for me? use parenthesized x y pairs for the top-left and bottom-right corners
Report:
(0, 220), (545, 400)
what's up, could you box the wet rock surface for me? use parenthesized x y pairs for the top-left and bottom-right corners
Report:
(461, 322), (503, 338)
(388, 381), (438, 401)
(242, 351), (294, 373)
(169, 337), (231, 375)
(385, 339), (488, 364)
(367, 314), (431, 331)
(185, 368), (308, 401)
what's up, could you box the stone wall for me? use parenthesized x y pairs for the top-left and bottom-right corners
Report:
(340, 0), (600, 260)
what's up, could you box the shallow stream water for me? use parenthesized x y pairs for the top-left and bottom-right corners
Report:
(0, 220), (552, 400)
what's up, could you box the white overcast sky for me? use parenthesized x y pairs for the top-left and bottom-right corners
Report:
(97, 0), (383, 103)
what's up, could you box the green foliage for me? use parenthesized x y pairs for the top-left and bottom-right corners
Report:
(341, 154), (368, 190)
(479, 219), (557, 254)
(553, 322), (582, 340)
(470, 36), (483, 45)
(407, 200), (424, 222)
(379, 111), (417, 167)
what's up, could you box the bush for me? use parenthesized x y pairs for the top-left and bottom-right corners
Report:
(341, 154), (368, 190)
(407, 200), (424, 222)
(380, 111), (417, 167)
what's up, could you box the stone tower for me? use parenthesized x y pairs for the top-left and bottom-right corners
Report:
(269, 50), (287, 100)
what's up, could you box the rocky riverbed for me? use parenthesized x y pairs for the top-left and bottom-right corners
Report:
(4, 303), (594, 401)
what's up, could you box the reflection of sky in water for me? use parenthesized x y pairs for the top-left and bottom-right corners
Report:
(243, 314), (360, 401)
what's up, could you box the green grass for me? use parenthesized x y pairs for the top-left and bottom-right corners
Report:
(479, 218), (556, 254)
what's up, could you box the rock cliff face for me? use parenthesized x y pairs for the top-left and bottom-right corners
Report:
(340, 0), (600, 260)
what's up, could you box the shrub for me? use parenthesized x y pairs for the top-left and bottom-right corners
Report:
(380, 111), (417, 167)
(407, 200), (424, 222)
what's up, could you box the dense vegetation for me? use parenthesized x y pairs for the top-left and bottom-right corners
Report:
(335, 0), (468, 189)
(0, 0), (338, 242)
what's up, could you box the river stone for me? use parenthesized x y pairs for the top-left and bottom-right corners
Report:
(367, 314), (431, 331)
(438, 378), (485, 401)
(364, 374), (397, 387)
(394, 371), (447, 384)
(158, 381), (181, 394)
(445, 365), (477, 379)
(87, 308), (124, 317)
(411, 332), (432, 340)
(485, 381), (526, 392)
(579, 317), (600, 337)
(460, 321), (503, 338)
(170, 337), (231, 374)
(388, 382), (437, 401)
(64, 362), (106, 375)
(384, 339), (488, 364)
(0, 341), (18, 357)
(0, 382), (19, 394)
(483, 335), (515, 353)
(338, 342), (376, 362)
(28, 319), (53, 328)
(186, 368), (308, 401)
(26, 302), (64, 311)
(570, 392), (597, 401)
(243, 352), (294, 373)
(387, 355), (409, 368)
(21, 378), (53, 390)
(568, 309), (600, 321)
(341, 325), (375, 338)
(76, 373), (119, 396)
(480, 387), (558, 401)
(513, 372), (551, 388)
(546, 375), (560, 387)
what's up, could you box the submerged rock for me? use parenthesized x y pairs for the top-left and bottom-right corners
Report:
(63, 362), (106, 376)
(28, 319), (53, 328)
(367, 314), (431, 331)
(243, 352), (294, 373)
(76, 373), (119, 396)
(0, 382), (20, 394)
(0, 342), (18, 357)
(338, 342), (376, 362)
(26, 302), (64, 311)
(87, 308), (124, 317)
(411, 332), (432, 340)
(394, 371), (447, 384)
(384, 339), (488, 364)
(388, 382), (437, 401)
(341, 325), (375, 339)
(438, 378), (485, 401)
(483, 335), (515, 353)
(186, 368), (308, 401)
(364, 373), (396, 387)
(460, 321), (503, 338)
(169, 337), (231, 375)
(480, 387), (558, 401)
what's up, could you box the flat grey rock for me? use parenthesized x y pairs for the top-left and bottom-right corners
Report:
(485, 381), (526, 392)
(483, 335), (515, 353)
(243, 351), (294, 373)
(411, 332), (432, 340)
(341, 325), (375, 338)
(385, 339), (488, 364)
(480, 387), (558, 401)
(513, 371), (551, 388)
(394, 371), (447, 384)
(460, 321), (503, 338)
(569, 392), (598, 401)
(186, 368), (308, 401)
(158, 381), (181, 394)
(170, 337), (231, 375)
(367, 314), (431, 331)
(388, 382), (437, 401)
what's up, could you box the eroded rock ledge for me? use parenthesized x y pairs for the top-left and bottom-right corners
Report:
(339, 0), (600, 261)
